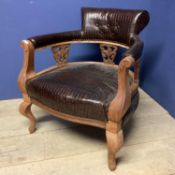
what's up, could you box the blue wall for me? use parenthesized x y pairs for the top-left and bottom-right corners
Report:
(140, 1), (175, 117)
(0, 0), (175, 117)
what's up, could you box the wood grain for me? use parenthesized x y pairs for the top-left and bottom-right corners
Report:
(18, 39), (138, 171)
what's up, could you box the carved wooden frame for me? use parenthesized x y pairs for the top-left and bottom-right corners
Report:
(100, 44), (118, 64)
(18, 39), (139, 171)
(51, 44), (70, 65)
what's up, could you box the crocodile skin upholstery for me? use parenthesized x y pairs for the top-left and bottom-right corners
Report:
(25, 8), (149, 122)
(122, 35), (144, 59)
(82, 8), (149, 45)
(28, 8), (149, 61)
(29, 30), (83, 50)
(26, 62), (138, 121)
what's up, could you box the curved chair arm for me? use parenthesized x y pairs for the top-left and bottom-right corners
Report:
(108, 56), (136, 123)
(28, 30), (83, 49)
(28, 30), (129, 50)
(122, 35), (143, 60)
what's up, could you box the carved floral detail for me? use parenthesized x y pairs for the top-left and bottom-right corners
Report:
(100, 44), (118, 64)
(51, 44), (70, 65)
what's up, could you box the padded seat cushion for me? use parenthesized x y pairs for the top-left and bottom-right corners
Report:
(26, 62), (135, 121)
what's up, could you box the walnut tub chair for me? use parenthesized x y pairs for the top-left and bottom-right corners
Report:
(18, 8), (149, 171)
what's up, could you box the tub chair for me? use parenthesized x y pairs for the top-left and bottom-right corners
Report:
(18, 7), (149, 171)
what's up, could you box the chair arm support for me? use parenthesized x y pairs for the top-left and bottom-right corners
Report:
(28, 30), (83, 49)
(108, 56), (135, 122)
(17, 40), (35, 101)
(122, 35), (143, 60)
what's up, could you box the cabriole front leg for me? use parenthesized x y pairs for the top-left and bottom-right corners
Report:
(19, 101), (36, 134)
(106, 121), (124, 171)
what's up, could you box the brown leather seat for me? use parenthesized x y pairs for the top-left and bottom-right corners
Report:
(27, 62), (138, 122)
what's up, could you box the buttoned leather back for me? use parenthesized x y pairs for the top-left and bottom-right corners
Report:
(82, 8), (149, 45)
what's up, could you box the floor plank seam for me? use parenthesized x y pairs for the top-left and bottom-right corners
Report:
(123, 136), (175, 148)
(0, 125), (79, 140)
(0, 149), (107, 169)
(1, 134), (175, 169)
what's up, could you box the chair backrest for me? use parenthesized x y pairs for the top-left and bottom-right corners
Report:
(81, 8), (149, 45)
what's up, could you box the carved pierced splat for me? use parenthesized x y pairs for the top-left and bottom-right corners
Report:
(100, 44), (118, 64)
(51, 44), (70, 65)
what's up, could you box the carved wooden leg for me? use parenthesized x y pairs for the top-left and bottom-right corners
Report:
(19, 101), (36, 134)
(106, 121), (124, 171)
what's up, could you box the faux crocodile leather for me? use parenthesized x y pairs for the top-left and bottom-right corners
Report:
(26, 62), (138, 121)
(29, 30), (83, 49)
(82, 8), (149, 45)
(28, 7), (149, 60)
(122, 34), (144, 59)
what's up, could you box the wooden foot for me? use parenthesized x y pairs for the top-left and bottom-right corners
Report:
(106, 122), (124, 171)
(19, 101), (36, 134)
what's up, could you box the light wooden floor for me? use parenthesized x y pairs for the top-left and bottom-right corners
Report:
(0, 89), (175, 175)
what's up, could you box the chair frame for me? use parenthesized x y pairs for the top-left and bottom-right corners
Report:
(18, 38), (139, 170)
